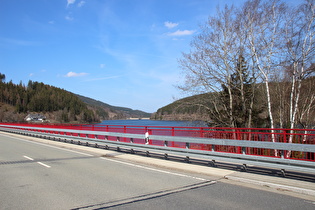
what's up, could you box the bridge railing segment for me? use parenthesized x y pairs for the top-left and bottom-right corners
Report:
(0, 123), (314, 175)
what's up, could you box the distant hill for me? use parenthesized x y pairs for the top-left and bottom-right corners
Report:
(0, 73), (151, 123)
(152, 93), (211, 121)
(0, 79), (99, 123)
(76, 94), (151, 120)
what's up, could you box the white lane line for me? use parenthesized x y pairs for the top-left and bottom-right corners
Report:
(1, 133), (93, 157)
(37, 162), (51, 168)
(23, 155), (51, 168)
(23, 155), (34, 161)
(100, 157), (209, 181)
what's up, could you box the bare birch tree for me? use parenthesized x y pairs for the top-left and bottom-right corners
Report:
(283, 0), (315, 150)
(178, 0), (315, 152)
(179, 5), (240, 127)
(241, 0), (287, 148)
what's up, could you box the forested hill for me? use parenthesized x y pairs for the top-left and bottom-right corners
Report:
(152, 94), (212, 121)
(76, 94), (151, 119)
(153, 76), (315, 128)
(0, 73), (151, 123)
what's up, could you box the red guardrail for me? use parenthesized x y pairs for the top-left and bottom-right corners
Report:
(1, 123), (314, 161)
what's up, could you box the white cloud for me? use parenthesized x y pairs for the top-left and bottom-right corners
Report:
(65, 71), (88, 77)
(65, 15), (74, 21)
(78, 1), (85, 7)
(164, 21), (179, 29)
(167, 29), (195, 36)
(67, 0), (76, 7)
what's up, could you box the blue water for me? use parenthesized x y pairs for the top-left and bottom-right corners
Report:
(98, 120), (207, 127)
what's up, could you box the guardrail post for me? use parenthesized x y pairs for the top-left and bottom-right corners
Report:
(241, 164), (247, 172)
(208, 160), (217, 167)
(242, 147), (246, 155)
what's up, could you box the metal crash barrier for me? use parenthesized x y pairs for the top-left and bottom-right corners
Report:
(0, 123), (314, 175)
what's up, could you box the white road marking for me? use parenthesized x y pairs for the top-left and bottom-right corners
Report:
(37, 162), (51, 168)
(0, 133), (93, 157)
(7, 133), (209, 180)
(23, 155), (34, 161)
(100, 157), (209, 181)
(23, 155), (51, 168)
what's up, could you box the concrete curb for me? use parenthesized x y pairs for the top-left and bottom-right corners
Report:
(224, 175), (315, 196)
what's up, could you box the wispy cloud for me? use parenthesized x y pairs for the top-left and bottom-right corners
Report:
(67, 0), (76, 7)
(78, 1), (85, 7)
(164, 21), (178, 29)
(86, 75), (124, 81)
(0, 37), (40, 46)
(167, 29), (195, 36)
(65, 15), (74, 21)
(65, 71), (88, 77)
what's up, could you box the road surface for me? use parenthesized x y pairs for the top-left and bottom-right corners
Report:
(0, 132), (314, 209)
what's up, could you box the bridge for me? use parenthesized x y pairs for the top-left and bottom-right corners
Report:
(0, 123), (314, 209)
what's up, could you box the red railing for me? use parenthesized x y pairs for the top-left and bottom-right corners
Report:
(1, 123), (314, 161)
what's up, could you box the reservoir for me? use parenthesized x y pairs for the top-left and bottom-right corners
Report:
(98, 119), (207, 127)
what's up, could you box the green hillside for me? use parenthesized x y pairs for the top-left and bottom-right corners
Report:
(76, 94), (151, 119)
(0, 73), (151, 123)
(152, 93), (213, 121)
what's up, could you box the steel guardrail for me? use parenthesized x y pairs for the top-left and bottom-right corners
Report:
(0, 124), (314, 175)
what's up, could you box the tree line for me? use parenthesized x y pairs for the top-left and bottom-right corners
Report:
(0, 73), (99, 123)
(179, 0), (315, 131)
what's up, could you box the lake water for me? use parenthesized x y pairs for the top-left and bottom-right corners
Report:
(98, 120), (207, 127)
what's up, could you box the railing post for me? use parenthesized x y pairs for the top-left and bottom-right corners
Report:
(200, 128), (204, 137)
(164, 141), (168, 147)
(171, 127), (175, 147)
(186, 142), (190, 149)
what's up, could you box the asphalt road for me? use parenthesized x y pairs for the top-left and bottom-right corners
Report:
(0, 133), (314, 210)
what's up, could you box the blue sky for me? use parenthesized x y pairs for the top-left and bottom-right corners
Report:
(0, 0), (298, 113)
